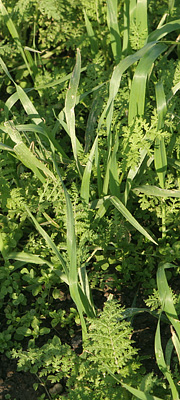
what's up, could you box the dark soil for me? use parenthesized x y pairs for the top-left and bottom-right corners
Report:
(0, 354), (44, 400)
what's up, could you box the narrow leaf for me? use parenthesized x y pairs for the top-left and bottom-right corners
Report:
(109, 196), (157, 244)
(133, 185), (180, 198)
(107, 0), (121, 62)
(65, 48), (83, 177)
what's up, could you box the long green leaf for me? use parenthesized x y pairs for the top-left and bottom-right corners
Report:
(65, 48), (83, 177)
(99, 41), (158, 145)
(107, 0), (121, 62)
(128, 43), (167, 123)
(155, 318), (179, 400)
(109, 196), (157, 244)
(133, 185), (180, 198)
(53, 158), (95, 332)
(8, 251), (67, 283)
(171, 326), (180, 365)
(81, 135), (98, 203)
(157, 265), (180, 340)
(154, 81), (167, 188)
(0, 1), (33, 77)
(2, 121), (56, 183)
(84, 9), (98, 55)
(25, 207), (69, 277)
(122, 382), (164, 400)
(147, 20), (180, 43)
(136, 0), (148, 47)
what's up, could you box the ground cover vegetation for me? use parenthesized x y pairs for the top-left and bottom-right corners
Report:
(1, 0), (180, 398)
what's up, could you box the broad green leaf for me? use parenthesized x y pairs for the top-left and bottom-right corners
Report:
(99, 41), (158, 144)
(136, 0), (148, 47)
(155, 81), (167, 130)
(165, 337), (174, 368)
(128, 43), (167, 123)
(133, 185), (180, 198)
(107, 0), (121, 62)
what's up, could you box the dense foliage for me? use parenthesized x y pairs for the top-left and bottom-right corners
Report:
(1, 0), (180, 399)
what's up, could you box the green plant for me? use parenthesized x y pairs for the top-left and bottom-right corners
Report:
(12, 298), (140, 400)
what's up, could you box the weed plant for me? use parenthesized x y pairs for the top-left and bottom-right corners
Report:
(1, 0), (180, 399)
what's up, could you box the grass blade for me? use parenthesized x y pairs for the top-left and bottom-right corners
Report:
(128, 43), (167, 123)
(157, 264), (180, 339)
(155, 318), (179, 400)
(147, 20), (180, 43)
(171, 326), (180, 364)
(107, 0), (121, 62)
(136, 0), (148, 47)
(154, 81), (167, 189)
(133, 185), (180, 198)
(122, 382), (164, 400)
(65, 48), (83, 177)
(25, 207), (69, 279)
(0, 0), (33, 77)
(109, 196), (157, 244)
(53, 158), (95, 332)
(81, 135), (98, 203)
(84, 9), (98, 55)
(2, 121), (56, 183)
(99, 41), (158, 144)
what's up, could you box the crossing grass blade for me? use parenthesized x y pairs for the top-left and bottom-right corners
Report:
(1, 121), (56, 183)
(154, 81), (167, 189)
(84, 9), (98, 55)
(65, 48), (83, 178)
(109, 196), (157, 244)
(99, 41), (157, 145)
(107, 0), (121, 63)
(133, 185), (180, 198)
(147, 20), (180, 43)
(128, 43), (167, 124)
(16, 124), (69, 160)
